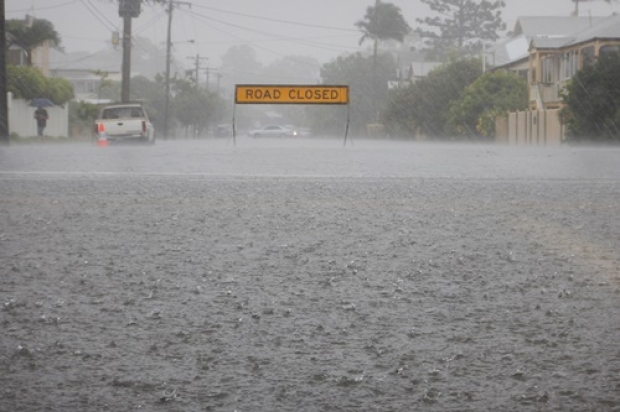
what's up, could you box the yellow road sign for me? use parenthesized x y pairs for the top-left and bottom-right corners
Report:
(235, 85), (349, 105)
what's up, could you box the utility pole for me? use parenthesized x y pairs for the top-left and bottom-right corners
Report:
(163, 0), (191, 139)
(187, 54), (208, 86)
(119, 0), (141, 103)
(0, 0), (9, 145)
(215, 72), (223, 96)
(121, 16), (132, 102)
(204, 67), (219, 93)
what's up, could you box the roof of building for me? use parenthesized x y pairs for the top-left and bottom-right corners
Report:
(529, 36), (574, 49)
(493, 14), (620, 68)
(513, 16), (606, 38)
(569, 13), (620, 44)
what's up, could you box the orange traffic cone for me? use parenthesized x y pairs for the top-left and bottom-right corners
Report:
(96, 122), (108, 147)
(97, 133), (108, 148)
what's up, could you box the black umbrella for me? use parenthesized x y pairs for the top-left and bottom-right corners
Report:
(30, 98), (55, 107)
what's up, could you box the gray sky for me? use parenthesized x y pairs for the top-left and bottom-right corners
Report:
(6, 0), (620, 67)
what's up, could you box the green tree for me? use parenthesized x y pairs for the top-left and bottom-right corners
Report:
(69, 101), (100, 137)
(7, 66), (74, 104)
(44, 77), (75, 105)
(560, 52), (620, 142)
(173, 79), (211, 136)
(416, 0), (506, 60)
(356, 1), (411, 59)
(448, 70), (528, 138)
(7, 66), (46, 100)
(356, 1), (411, 121)
(6, 18), (61, 66)
(131, 75), (166, 130)
(309, 52), (396, 136)
(381, 57), (482, 138)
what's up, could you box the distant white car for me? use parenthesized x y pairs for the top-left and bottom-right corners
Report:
(248, 125), (297, 138)
(296, 127), (313, 137)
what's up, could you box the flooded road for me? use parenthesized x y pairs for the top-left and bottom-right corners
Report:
(1, 139), (619, 411)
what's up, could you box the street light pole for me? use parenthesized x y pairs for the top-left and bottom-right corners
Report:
(163, 0), (191, 139)
(163, 0), (173, 139)
(0, 0), (8, 146)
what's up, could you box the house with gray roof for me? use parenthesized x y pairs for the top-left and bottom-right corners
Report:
(528, 13), (620, 110)
(493, 14), (620, 145)
(491, 16), (606, 78)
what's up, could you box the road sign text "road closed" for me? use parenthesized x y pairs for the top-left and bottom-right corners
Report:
(235, 85), (349, 105)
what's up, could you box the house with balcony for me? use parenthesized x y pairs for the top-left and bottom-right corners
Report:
(528, 13), (620, 110)
(491, 16), (607, 81)
(492, 14), (620, 145)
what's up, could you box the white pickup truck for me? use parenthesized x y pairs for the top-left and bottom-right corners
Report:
(94, 103), (155, 144)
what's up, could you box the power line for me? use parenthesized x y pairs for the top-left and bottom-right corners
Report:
(133, 12), (167, 36)
(85, 0), (120, 31)
(190, 4), (358, 33)
(178, 11), (324, 75)
(50, 49), (109, 70)
(7, 0), (80, 14)
(79, 0), (118, 32)
(180, 9), (361, 55)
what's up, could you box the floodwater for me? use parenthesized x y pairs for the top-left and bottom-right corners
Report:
(1, 138), (619, 411)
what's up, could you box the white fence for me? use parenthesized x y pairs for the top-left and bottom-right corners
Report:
(7, 93), (69, 138)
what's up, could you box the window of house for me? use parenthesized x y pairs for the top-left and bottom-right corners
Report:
(600, 45), (620, 55)
(582, 46), (595, 67)
(562, 53), (570, 79)
(559, 51), (579, 80)
(542, 56), (555, 84)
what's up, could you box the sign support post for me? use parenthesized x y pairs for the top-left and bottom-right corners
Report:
(231, 103), (237, 146)
(344, 103), (352, 147)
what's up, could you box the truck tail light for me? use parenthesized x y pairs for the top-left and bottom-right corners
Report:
(97, 123), (105, 133)
(142, 120), (147, 134)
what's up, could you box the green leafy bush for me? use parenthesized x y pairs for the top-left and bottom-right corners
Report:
(561, 52), (620, 142)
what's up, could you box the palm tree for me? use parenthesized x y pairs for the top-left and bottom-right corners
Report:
(356, 1), (411, 63)
(356, 1), (411, 120)
(6, 18), (60, 66)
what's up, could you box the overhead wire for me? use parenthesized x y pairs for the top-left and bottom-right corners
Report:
(179, 9), (361, 56)
(51, 49), (110, 70)
(79, 0), (118, 33)
(133, 12), (168, 36)
(193, 9), (358, 52)
(189, 3), (359, 33)
(6, 0), (80, 14)
(180, 11), (312, 66)
(175, 11), (323, 82)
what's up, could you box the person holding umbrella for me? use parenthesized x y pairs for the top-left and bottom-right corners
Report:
(34, 105), (49, 137)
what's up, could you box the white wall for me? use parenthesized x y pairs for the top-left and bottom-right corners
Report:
(7, 93), (69, 138)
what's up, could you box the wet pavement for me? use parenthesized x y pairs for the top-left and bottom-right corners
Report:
(1, 139), (619, 411)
